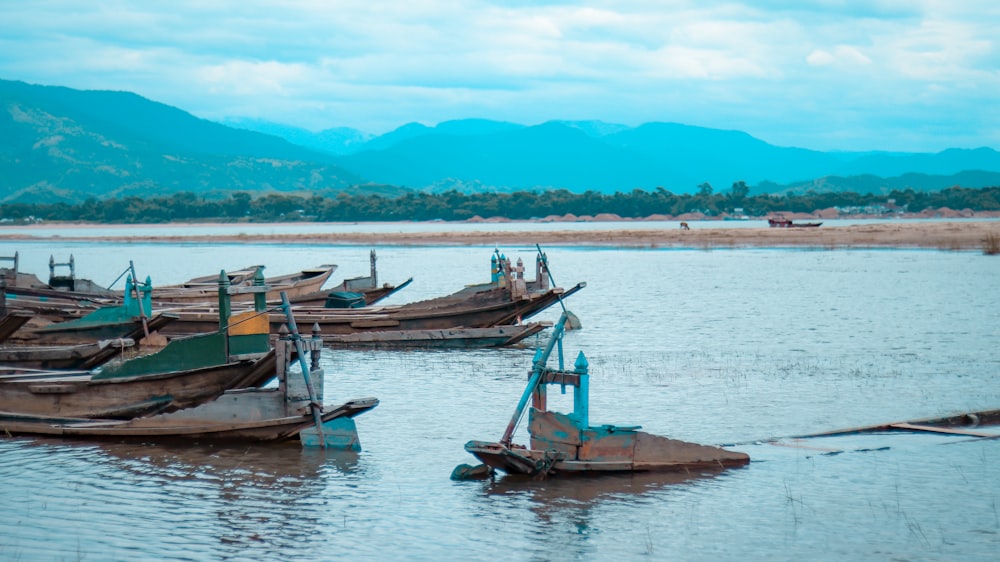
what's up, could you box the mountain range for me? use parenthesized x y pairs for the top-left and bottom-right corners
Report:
(3, 78), (999, 204)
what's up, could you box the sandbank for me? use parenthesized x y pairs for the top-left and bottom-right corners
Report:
(2, 219), (999, 251)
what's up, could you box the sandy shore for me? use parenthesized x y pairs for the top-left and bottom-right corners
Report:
(2, 220), (1000, 250)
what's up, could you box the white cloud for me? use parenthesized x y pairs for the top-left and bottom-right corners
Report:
(807, 46), (872, 67)
(197, 61), (312, 96)
(0, 0), (997, 150)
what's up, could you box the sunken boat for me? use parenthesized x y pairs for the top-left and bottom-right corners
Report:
(458, 311), (749, 479)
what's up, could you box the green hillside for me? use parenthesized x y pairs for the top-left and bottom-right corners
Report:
(0, 79), (395, 204)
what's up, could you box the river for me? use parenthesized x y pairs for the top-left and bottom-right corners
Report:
(1, 234), (998, 561)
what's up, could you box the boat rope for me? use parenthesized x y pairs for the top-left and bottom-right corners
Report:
(533, 448), (564, 479)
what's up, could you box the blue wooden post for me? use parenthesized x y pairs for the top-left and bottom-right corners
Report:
(124, 275), (134, 308)
(122, 274), (152, 317)
(141, 275), (153, 317)
(573, 351), (589, 428)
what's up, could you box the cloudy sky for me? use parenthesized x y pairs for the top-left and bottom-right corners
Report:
(1, 1), (997, 152)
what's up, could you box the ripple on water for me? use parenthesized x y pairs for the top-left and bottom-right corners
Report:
(2, 245), (999, 560)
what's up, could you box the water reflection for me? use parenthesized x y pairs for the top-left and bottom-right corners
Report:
(3, 243), (999, 560)
(471, 468), (739, 559)
(482, 466), (734, 503)
(15, 436), (365, 481)
(1, 437), (368, 560)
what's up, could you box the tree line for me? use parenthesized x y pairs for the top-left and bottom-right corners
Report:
(2, 184), (999, 224)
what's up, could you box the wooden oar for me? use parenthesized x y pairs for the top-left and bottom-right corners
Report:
(279, 291), (326, 448)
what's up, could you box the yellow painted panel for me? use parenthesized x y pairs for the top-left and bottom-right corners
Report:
(228, 310), (269, 336)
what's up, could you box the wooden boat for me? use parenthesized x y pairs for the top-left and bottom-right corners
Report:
(768, 215), (822, 228)
(1, 253), (121, 302)
(291, 277), (414, 308)
(750, 409), (1000, 456)
(0, 310), (32, 343)
(785, 409), (1000, 440)
(288, 250), (413, 307)
(6, 276), (177, 346)
(1, 292), (106, 323)
(323, 322), (550, 349)
(47, 254), (121, 296)
(0, 350), (277, 419)
(0, 397), (377, 445)
(325, 250), (412, 306)
(0, 267), (286, 418)
(158, 249), (582, 338)
(0, 294), (379, 449)
(1, 264), (109, 322)
(18, 312), (177, 347)
(0, 338), (135, 370)
(159, 282), (584, 338)
(3, 253), (338, 308)
(0, 252), (52, 290)
(457, 311), (749, 479)
(153, 264), (337, 304)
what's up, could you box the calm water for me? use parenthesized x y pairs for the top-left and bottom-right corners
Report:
(1, 235), (999, 561)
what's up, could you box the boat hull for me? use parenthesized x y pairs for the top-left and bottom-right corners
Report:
(465, 433), (750, 477)
(0, 351), (277, 419)
(0, 397), (378, 444)
(323, 323), (548, 349)
(159, 283), (584, 338)
(8, 313), (177, 346)
(153, 266), (336, 305)
(0, 338), (134, 369)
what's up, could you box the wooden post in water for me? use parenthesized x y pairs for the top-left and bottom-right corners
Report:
(279, 291), (326, 448)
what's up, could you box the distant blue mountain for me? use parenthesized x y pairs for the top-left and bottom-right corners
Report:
(834, 147), (1000, 177)
(339, 120), (694, 191)
(337, 118), (1000, 194)
(4, 78), (999, 203)
(222, 117), (373, 155)
(758, 169), (1000, 196)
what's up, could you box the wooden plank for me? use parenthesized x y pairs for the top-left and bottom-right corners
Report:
(786, 409), (1000, 439)
(28, 384), (79, 394)
(768, 440), (843, 453)
(888, 422), (999, 438)
(349, 319), (401, 328)
(227, 286), (269, 295)
(228, 310), (269, 336)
